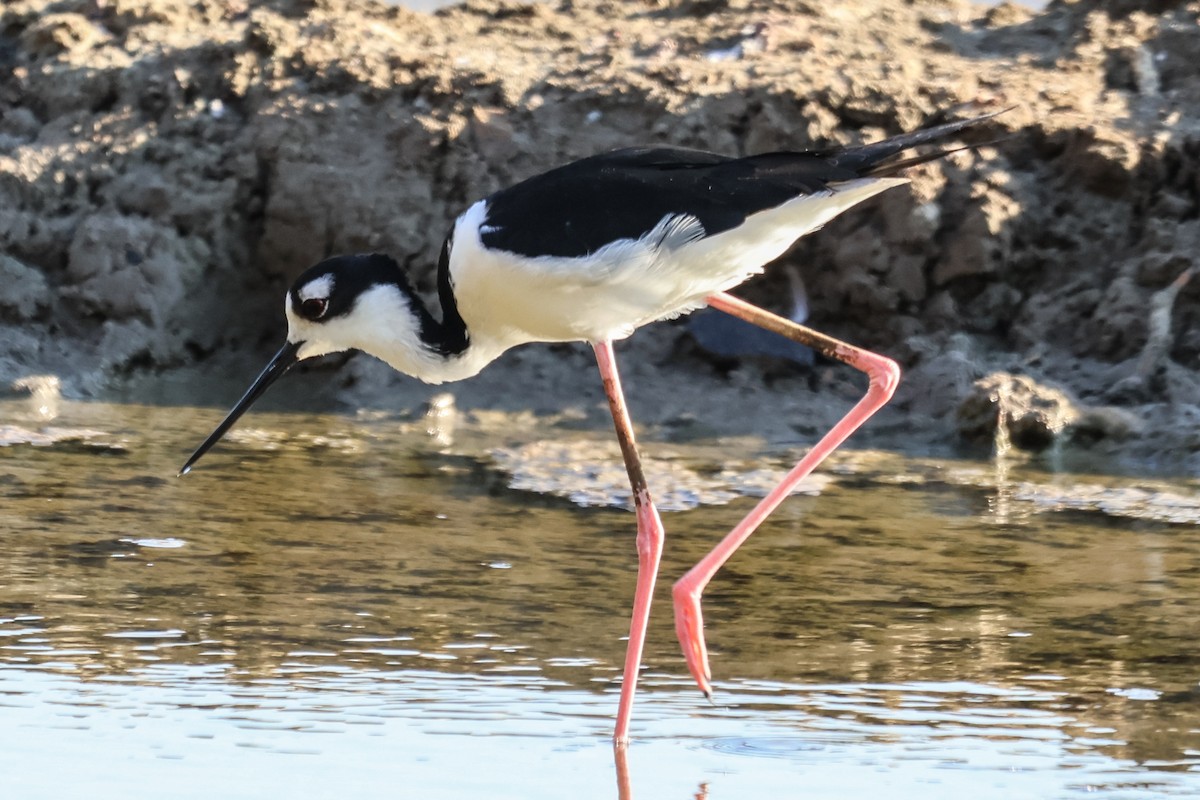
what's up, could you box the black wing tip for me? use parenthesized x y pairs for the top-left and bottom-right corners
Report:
(830, 104), (1014, 175)
(915, 103), (1015, 134)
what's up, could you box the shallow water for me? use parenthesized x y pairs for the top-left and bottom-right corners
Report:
(1, 396), (1199, 799)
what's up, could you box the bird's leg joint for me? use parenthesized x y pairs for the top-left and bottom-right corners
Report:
(633, 489), (663, 560)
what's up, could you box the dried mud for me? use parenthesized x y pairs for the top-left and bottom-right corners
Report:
(1, 0), (1198, 470)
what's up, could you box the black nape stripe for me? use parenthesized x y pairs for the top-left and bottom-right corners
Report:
(434, 234), (469, 356)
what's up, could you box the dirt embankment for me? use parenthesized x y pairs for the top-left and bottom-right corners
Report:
(1, 0), (1198, 469)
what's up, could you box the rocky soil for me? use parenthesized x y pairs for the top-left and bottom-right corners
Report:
(1, 0), (1198, 471)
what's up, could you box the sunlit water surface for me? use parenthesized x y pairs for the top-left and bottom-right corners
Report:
(1, 397), (1198, 799)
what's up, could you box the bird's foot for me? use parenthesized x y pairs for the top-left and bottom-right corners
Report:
(672, 580), (713, 700)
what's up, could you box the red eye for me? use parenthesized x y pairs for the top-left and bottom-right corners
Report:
(300, 297), (328, 319)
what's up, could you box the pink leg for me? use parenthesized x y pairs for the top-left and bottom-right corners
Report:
(672, 292), (901, 697)
(614, 742), (632, 800)
(594, 340), (666, 745)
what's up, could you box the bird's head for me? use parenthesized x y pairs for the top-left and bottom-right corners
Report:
(284, 253), (433, 363)
(180, 253), (432, 475)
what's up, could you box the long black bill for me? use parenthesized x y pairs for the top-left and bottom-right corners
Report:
(179, 340), (303, 476)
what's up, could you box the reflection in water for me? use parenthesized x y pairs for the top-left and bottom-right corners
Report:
(1, 398), (1199, 798)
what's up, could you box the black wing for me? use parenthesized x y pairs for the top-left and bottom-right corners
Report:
(479, 146), (855, 259)
(478, 111), (1000, 260)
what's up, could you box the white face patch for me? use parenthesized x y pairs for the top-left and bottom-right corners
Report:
(297, 274), (334, 302)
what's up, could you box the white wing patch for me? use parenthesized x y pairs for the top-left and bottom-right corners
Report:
(650, 213), (706, 251)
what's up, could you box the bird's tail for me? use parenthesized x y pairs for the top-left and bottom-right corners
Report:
(826, 107), (1010, 177)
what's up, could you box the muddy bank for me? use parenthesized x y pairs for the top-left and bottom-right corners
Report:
(0, 0), (1198, 470)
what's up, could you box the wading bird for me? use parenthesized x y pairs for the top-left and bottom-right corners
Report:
(182, 110), (999, 744)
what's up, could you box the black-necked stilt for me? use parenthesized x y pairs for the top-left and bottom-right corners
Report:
(182, 109), (1000, 744)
